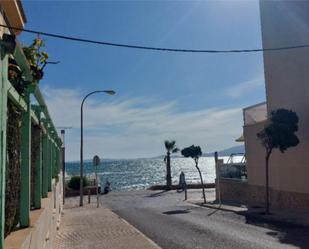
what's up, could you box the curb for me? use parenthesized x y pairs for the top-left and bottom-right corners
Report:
(114, 213), (162, 249)
(189, 201), (309, 228)
(188, 201), (246, 213)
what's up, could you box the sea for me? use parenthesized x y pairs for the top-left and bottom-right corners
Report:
(65, 156), (232, 191)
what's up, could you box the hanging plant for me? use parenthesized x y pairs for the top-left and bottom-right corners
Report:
(22, 38), (49, 81)
(8, 38), (58, 95)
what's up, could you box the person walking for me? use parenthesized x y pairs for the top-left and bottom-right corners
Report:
(179, 171), (186, 191)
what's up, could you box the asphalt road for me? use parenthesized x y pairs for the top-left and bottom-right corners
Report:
(100, 189), (309, 249)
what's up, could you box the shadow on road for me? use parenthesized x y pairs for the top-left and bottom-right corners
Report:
(192, 199), (309, 249)
(163, 205), (200, 215)
(239, 210), (309, 249)
(163, 210), (190, 215)
(207, 204), (222, 216)
(146, 190), (169, 198)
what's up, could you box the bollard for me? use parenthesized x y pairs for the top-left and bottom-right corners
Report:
(88, 189), (91, 204)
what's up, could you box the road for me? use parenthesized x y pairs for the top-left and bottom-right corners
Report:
(101, 189), (309, 249)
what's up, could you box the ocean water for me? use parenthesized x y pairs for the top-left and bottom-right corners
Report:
(66, 157), (230, 191)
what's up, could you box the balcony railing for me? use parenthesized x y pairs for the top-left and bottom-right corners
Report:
(217, 153), (247, 180)
(243, 102), (267, 125)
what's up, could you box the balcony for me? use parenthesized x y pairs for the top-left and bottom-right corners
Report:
(243, 102), (267, 126)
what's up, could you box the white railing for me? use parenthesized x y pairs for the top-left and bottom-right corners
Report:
(243, 102), (267, 125)
(216, 154), (247, 181)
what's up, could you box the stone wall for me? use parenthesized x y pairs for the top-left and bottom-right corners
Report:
(217, 178), (309, 211)
(216, 178), (264, 207)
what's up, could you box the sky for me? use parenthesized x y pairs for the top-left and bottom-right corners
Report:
(20, 0), (266, 161)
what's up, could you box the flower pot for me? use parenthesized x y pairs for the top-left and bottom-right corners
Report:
(30, 66), (44, 81)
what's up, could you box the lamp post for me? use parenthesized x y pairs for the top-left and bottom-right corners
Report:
(80, 90), (115, 206)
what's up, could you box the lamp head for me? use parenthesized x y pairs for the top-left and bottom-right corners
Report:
(104, 90), (116, 95)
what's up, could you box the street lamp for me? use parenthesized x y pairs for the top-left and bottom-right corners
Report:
(80, 90), (116, 206)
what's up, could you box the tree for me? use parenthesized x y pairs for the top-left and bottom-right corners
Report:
(181, 145), (206, 203)
(164, 140), (179, 190)
(257, 109), (299, 214)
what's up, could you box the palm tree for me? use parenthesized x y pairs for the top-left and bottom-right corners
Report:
(164, 140), (179, 190)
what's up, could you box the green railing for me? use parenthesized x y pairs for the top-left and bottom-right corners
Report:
(0, 35), (62, 247)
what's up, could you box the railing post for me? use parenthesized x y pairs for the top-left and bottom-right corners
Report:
(53, 143), (56, 178)
(50, 141), (54, 178)
(20, 87), (31, 227)
(51, 141), (55, 178)
(47, 136), (52, 192)
(0, 46), (8, 248)
(57, 147), (61, 174)
(33, 107), (42, 209)
(42, 132), (48, 198)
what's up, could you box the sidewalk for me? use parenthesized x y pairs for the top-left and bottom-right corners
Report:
(53, 197), (160, 249)
(188, 196), (309, 228)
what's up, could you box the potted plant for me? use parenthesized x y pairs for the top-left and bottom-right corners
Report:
(22, 38), (49, 81)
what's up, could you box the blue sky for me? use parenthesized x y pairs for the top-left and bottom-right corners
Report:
(21, 0), (265, 160)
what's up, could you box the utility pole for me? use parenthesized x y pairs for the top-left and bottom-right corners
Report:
(93, 155), (100, 208)
(57, 126), (72, 205)
(214, 152), (221, 205)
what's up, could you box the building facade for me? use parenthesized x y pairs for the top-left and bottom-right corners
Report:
(217, 0), (309, 211)
(1, 1), (63, 248)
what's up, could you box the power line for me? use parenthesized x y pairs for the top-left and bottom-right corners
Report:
(1, 24), (309, 53)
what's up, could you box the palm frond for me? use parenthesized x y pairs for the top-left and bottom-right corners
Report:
(172, 148), (179, 154)
(164, 140), (176, 151)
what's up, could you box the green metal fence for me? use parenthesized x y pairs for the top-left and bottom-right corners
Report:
(0, 35), (62, 248)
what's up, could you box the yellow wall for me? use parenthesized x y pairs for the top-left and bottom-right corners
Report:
(245, 120), (309, 194)
(249, 0), (309, 194)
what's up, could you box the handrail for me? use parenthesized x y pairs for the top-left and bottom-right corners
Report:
(226, 153), (246, 164)
(12, 40), (33, 82)
(34, 87), (59, 138)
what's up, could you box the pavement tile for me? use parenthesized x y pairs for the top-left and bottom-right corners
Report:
(53, 197), (160, 249)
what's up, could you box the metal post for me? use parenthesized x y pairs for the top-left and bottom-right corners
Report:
(80, 90), (115, 207)
(93, 155), (100, 208)
(51, 141), (55, 178)
(58, 147), (61, 174)
(20, 88), (31, 227)
(96, 163), (99, 208)
(53, 143), (56, 177)
(61, 130), (65, 204)
(42, 133), (48, 197)
(47, 137), (52, 192)
(80, 101), (84, 206)
(50, 139), (53, 187)
(214, 152), (221, 205)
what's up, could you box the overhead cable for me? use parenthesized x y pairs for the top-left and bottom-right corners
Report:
(1, 24), (309, 53)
